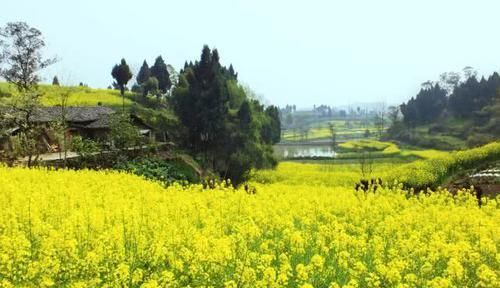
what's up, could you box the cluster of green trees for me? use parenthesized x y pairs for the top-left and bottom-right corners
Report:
(400, 70), (500, 127)
(104, 47), (283, 185)
(172, 46), (281, 184)
(108, 47), (281, 185)
(448, 73), (500, 117)
(390, 68), (500, 147)
(108, 46), (282, 185)
(134, 57), (172, 99)
(312, 104), (334, 117)
(400, 84), (447, 127)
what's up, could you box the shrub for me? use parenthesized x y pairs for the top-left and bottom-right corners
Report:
(114, 159), (198, 186)
(466, 133), (495, 148)
(71, 136), (100, 156)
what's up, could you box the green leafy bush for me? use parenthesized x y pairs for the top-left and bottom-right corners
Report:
(114, 159), (198, 186)
(71, 136), (100, 156)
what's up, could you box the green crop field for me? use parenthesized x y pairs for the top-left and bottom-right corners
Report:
(282, 119), (381, 142)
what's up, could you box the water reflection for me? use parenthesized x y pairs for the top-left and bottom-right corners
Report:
(274, 144), (336, 159)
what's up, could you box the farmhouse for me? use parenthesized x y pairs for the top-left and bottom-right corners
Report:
(0, 106), (154, 153)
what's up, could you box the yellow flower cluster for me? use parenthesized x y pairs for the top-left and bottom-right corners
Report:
(0, 164), (498, 287)
(0, 82), (133, 108)
(389, 141), (500, 188)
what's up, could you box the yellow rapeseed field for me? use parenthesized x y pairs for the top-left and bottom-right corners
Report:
(0, 163), (498, 287)
(0, 82), (133, 108)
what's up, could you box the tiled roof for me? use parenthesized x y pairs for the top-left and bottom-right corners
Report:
(31, 106), (115, 122)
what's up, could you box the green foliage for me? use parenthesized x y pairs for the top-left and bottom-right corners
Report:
(150, 56), (171, 94)
(172, 46), (229, 157)
(227, 80), (245, 109)
(364, 128), (371, 138)
(172, 45), (278, 185)
(109, 114), (141, 149)
(261, 105), (281, 144)
(392, 71), (500, 149)
(111, 59), (133, 95)
(71, 136), (100, 157)
(466, 133), (495, 148)
(448, 73), (499, 117)
(129, 104), (179, 142)
(142, 77), (159, 97)
(400, 84), (447, 127)
(111, 59), (133, 113)
(52, 76), (59, 86)
(114, 159), (197, 186)
(136, 60), (151, 85)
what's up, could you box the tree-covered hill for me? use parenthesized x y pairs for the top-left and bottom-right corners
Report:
(388, 68), (500, 149)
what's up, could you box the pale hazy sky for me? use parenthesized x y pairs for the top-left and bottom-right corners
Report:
(2, 0), (500, 107)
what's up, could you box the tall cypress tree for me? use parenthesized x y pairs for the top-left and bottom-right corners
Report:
(136, 60), (151, 85)
(173, 45), (228, 166)
(238, 101), (252, 132)
(111, 58), (133, 112)
(449, 76), (479, 117)
(150, 56), (171, 94)
(52, 76), (60, 86)
(263, 105), (281, 144)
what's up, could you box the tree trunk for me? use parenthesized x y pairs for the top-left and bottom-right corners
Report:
(121, 86), (125, 113)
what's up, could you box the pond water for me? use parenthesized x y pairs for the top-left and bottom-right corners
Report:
(274, 144), (336, 159)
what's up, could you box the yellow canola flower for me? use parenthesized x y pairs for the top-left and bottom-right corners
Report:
(0, 162), (498, 287)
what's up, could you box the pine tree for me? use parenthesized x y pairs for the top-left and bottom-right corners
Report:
(173, 46), (228, 165)
(52, 76), (60, 86)
(238, 101), (252, 131)
(228, 64), (237, 79)
(150, 56), (171, 94)
(136, 60), (151, 85)
(449, 76), (479, 117)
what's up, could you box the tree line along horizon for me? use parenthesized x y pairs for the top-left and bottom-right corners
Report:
(0, 21), (281, 185)
(388, 67), (500, 148)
